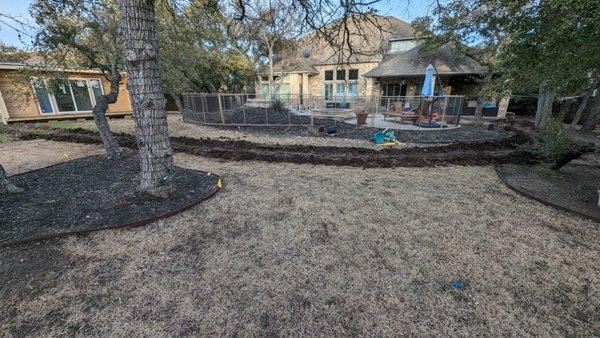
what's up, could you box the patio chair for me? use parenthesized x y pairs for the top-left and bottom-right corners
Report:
(383, 100), (432, 124)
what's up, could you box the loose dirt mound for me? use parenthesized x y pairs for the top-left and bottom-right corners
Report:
(16, 127), (537, 168)
(0, 154), (223, 247)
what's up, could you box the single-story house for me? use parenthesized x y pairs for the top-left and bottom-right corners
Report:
(0, 61), (132, 125)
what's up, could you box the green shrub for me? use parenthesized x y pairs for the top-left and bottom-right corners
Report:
(532, 120), (575, 159)
(532, 120), (597, 170)
(270, 99), (286, 113)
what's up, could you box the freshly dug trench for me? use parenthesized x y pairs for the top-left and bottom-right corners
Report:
(16, 128), (539, 168)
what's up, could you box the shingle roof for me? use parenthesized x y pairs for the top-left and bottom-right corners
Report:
(363, 43), (483, 77)
(259, 14), (415, 74)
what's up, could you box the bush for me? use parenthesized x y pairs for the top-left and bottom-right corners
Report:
(532, 120), (575, 159)
(270, 99), (286, 113)
(532, 120), (597, 170)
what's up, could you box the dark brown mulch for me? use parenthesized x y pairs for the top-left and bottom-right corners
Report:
(14, 127), (538, 168)
(188, 107), (515, 143)
(0, 154), (222, 247)
(496, 163), (600, 222)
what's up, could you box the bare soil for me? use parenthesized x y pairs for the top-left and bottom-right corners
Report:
(0, 154), (221, 247)
(496, 162), (600, 221)
(12, 126), (538, 168)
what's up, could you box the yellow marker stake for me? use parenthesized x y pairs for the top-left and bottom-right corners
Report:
(216, 178), (223, 189)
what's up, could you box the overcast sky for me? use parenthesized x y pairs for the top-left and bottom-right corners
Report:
(0, 0), (434, 50)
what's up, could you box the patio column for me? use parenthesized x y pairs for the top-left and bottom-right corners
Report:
(302, 73), (309, 106)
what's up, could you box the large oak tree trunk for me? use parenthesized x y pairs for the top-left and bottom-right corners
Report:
(0, 163), (22, 194)
(120, 0), (174, 195)
(94, 63), (123, 159)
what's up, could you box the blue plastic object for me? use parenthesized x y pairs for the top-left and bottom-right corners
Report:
(450, 279), (465, 290)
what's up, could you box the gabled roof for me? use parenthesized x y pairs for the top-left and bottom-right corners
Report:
(364, 43), (483, 77)
(257, 58), (319, 75)
(260, 14), (415, 74)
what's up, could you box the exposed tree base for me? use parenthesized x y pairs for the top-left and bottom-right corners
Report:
(550, 143), (595, 170)
(0, 164), (23, 195)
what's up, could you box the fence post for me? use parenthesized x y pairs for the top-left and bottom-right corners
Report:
(217, 93), (225, 124)
(371, 96), (377, 127)
(243, 94), (247, 125)
(441, 96), (448, 129)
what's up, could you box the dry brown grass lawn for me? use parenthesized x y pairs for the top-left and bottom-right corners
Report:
(1, 140), (599, 336)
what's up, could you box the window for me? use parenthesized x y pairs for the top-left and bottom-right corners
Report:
(261, 76), (269, 81)
(348, 83), (358, 97)
(336, 69), (345, 80)
(69, 79), (94, 111)
(32, 77), (104, 114)
(90, 79), (104, 100)
(324, 83), (333, 100)
(335, 83), (345, 99)
(52, 81), (76, 112)
(31, 78), (53, 114)
(324, 70), (333, 81)
(388, 39), (420, 53)
(349, 69), (359, 80)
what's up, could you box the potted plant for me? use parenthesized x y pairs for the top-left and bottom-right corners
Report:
(356, 108), (368, 125)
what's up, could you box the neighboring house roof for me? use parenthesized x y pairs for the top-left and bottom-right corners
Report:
(0, 61), (109, 75)
(364, 43), (483, 77)
(258, 58), (319, 76)
(259, 14), (415, 74)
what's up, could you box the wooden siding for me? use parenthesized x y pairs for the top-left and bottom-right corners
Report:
(0, 69), (132, 123)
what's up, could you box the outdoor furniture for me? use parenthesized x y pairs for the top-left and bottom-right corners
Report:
(382, 100), (432, 124)
(310, 107), (354, 126)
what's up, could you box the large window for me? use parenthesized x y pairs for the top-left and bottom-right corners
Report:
(31, 77), (104, 114)
(31, 78), (53, 114)
(323, 68), (359, 100)
(69, 79), (94, 111)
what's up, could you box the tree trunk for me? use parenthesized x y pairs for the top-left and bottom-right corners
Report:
(571, 76), (599, 129)
(93, 63), (123, 159)
(170, 93), (183, 113)
(556, 99), (571, 122)
(535, 81), (547, 128)
(474, 72), (492, 121)
(0, 163), (22, 194)
(582, 96), (600, 131)
(539, 90), (556, 128)
(569, 91), (590, 129)
(120, 0), (174, 196)
(268, 43), (274, 99)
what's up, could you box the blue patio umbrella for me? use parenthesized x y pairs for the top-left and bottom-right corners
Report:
(420, 64), (436, 97)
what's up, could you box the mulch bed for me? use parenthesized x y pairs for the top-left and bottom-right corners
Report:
(212, 123), (516, 144)
(12, 127), (539, 168)
(185, 106), (515, 143)
(0, 154), (222, 247)
(496, 163), (600, 221)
